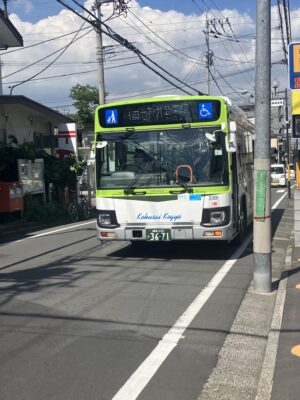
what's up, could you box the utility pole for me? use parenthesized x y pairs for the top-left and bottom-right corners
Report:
(95, 0), (107, 105)
(253, 0), (272, 293)
(205, 14), (210, 95)
(285, 87), (291, 198)
(0, 57), (3, 95)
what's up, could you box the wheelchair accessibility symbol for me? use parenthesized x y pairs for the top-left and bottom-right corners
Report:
(198, 102), (213, 119)
(105, 109), (118, 125)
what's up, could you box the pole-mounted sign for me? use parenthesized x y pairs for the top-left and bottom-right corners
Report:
(289, 42), (300, 90)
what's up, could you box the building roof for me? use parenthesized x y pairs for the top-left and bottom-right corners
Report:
(0, 95), (74, 123)
(0, 9), (23, 48)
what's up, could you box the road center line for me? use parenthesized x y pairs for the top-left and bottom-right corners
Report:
(112, 235), (252, 400)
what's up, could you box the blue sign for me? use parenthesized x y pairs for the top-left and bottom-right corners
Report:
(198, 102), (213, 119)
(289, 42), (300, 90)
(189, 194), (202, 201)
(105, 109), (118, 125)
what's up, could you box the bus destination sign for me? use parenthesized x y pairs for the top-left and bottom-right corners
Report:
(98, 100), (221, 128)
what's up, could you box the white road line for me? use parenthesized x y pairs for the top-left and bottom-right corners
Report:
(276, 189), (285, 193)
(112, 194), (289, 400)
(272, 191), (288, 210)
(14, 221), (96, 243)
(112, 235), (252, 400)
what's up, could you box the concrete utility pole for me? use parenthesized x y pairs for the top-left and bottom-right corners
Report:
(0, 57), (3, 95)
(205, 14), (211, 95)
(253, 0), (272, 293)
(95, 0), (107, 105)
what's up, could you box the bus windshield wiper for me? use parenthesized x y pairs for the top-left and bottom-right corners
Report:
(169, 181), (193, 194)
(124, 173), (146, 195)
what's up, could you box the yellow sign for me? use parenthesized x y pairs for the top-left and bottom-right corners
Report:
(292, 91), (300, 114)
(294, 44), (300, 72)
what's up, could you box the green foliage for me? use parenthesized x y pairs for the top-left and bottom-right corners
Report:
(69, 84), (99, 129)
(0, 136), (83, 192)
(0, 139), (41, 182)
(23, 194), (68, 222)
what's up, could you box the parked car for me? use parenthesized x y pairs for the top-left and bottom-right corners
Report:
(285, 164), (295, 180)
(271, 163), (286, 187)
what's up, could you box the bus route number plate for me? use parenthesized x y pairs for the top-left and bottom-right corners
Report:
(146, 229), (171, 241)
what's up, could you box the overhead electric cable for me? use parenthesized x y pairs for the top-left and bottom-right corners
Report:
(55, 0), (202, 95)
(128, 9), (203, 63)
(3, 28), (93, 79)
(9, 20), (87, 94)
(0, 26), (92, 56)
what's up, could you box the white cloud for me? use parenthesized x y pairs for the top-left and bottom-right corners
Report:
(1, 2), (297, 112)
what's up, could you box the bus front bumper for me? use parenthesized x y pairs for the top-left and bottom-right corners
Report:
(97, 223), (235, 242)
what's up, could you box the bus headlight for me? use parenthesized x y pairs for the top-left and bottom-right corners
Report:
(98, 213), (111, 225)
(97, 210), (119, 228)
(201, 206), (230, 227)
(210, 211), (226, 225)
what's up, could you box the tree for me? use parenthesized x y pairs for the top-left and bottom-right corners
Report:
(69, 84), (99, 129)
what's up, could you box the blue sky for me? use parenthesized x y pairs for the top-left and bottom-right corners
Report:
(8, 0), (292, 23)
(4, 0), (296, 108)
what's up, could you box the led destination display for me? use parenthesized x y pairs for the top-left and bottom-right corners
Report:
(98, 100), (222, 128)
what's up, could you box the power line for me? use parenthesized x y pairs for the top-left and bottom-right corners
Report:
(55, 0), (203, 95)
(3, 28), (93, 79)
(9, 20), (88, 94)
(0, 26), (92, 57)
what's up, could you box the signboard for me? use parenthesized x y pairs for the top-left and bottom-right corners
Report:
(57, 122), (77, 159)
(98, 100), (222, 128)
(271, 99), (284, 107)
(18, 159), (45, 194)
(292, 90), (300, 137)
(289, 42), (300, 90)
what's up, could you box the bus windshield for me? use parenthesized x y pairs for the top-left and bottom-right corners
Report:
(96, 127), (229, 189)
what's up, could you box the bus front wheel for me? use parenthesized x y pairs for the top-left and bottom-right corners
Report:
(232, 206), (247, 246)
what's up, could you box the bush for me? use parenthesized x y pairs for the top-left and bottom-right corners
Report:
(23, 194), (68, 222)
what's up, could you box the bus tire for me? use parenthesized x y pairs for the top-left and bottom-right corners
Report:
(232, 204), (247, 246)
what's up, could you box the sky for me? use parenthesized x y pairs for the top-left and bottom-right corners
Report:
(1, 0), (299, 113)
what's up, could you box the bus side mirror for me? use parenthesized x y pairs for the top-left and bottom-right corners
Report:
(229, 121), (236, 132)
(226, 121), (237, 152)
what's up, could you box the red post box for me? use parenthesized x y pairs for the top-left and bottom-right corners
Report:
(0, 182), (24, 213)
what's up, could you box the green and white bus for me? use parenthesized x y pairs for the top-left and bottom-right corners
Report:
(94, 96), (254, 243)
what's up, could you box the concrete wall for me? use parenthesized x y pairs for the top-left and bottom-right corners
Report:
(0, 104), (51, 145)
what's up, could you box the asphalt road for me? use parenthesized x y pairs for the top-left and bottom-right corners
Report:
(0, 188), (290, 400)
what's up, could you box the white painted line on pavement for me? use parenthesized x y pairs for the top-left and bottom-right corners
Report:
(272, 191), (287, 210)
(14, 221), (96, 243)
(276, 189), (285, 193)
(112, 235), (252, 400)
(112, 190), (289, 400)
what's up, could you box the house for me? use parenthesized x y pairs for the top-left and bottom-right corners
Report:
(0, 95), (74, 155)
(0, 8), (23, 50)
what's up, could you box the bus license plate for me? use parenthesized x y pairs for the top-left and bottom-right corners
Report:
(146, 229), (171, 241)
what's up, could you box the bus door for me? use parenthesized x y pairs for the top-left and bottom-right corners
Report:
(231, 152), (239, 230)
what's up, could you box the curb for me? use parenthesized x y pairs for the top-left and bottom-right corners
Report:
(255, 231), (293, 400)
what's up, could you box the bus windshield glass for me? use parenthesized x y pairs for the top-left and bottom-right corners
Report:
(96, 127), (229, 189)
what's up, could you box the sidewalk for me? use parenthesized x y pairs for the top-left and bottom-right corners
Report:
(267, 241), (300, 399)
(0, 196), (96, 240)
